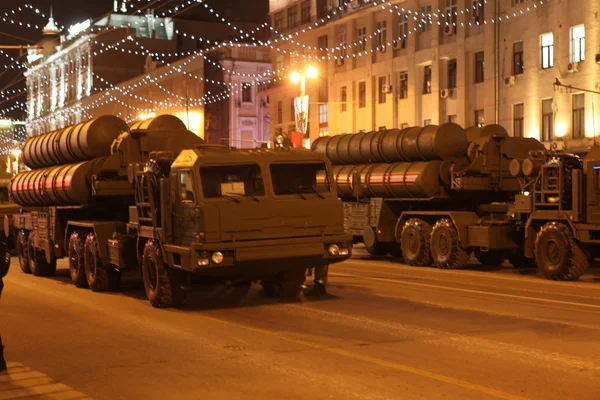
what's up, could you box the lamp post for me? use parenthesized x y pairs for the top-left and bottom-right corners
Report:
(289, 65), (318, 148)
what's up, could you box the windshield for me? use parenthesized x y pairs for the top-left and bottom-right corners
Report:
(199, 164), (265, 199)
(270, 162), (331, 195)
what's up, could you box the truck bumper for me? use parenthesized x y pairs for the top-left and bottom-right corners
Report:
(163, 235), (352, 275)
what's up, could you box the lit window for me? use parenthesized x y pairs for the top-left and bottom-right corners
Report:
(541, 33), (554, 69)
(541, 99), (554, 141)
(571, 25), (585, 62)
(513, 104), (524, 137)
(358, 81), (366, 108)
(420, 5), (432, 33)
(357, 26), (367, 52)
(513, 42), (524, 75)
(475, 109), (484, 126)
(572, 93), (585, 139)
(376, 20), (387, 49)
(423, 66), (432, 94)
(398, 72), (408, 99)
(319, 104), (328, 125)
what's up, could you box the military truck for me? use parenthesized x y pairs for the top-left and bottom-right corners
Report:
(312, 122), (598, 281)
(8, 115), (352, 307)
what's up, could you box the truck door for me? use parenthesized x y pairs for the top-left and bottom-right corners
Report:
(172, 170), (202, 245)
(585, 162), (600, 224)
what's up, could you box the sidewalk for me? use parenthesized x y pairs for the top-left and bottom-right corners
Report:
(0, 362), (91, 400)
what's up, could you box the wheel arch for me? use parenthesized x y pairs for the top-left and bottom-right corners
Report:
(66, 221), (127, 266)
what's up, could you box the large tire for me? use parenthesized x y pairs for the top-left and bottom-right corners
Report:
(400, 218), (432, 266)
(534, 222), (588, 281)
(27, 232), (56, 277)
(142, 240), (186, 308)
(16, 230), (30, 274)
(84, 233), (120, 292)
(68, 231), (88, 288)
(430, 218), (470, 269)
(474, 249), (506, 267)
(261, 267), (306, 298)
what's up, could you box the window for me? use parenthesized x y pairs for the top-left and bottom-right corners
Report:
(358, 81), (366, 108)
(513, 104), (524, 137)
(287, 6), (297, 29)
(270, 162), (331, 195)
(178, 172), (195, 203)
(338, 28), (347, 63)
(357, 26), (367, 52)
(376, 20), (387, 49)
(571, 25), (585, 62)
(242, 86), (252, 103)
(448, 59), (457, 89)
(378, 76), (387, 104)
(275, 55), (284, 77)
(472, 0), (484, 21)
(274, 12), (284, 31)
(277, 101), (282, 124)
(445, 0), (457, 34)
(397, 13), (409, 44)
(420, 5), (432, 33)
(513, 41), (524, 75)
(475, 109), (484, 126)
(448, 115), (457, 123)
(423, 66), (432, 94)
(541, 33), (554, 69)
(424, 119), (432, 126)
(319, 104), (328, 125)
(398, 72), (408, 99)
(341, 86), (347, 112)
(301, 1), (310, 24)
(200, 164), (265, 199)
(573, 93), (585, 139)
(475, 51), (484, 83)
(542, 98), (554, 141)
(318, 35), (328, 59)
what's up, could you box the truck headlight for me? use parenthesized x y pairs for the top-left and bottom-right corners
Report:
(328, 244), (340, 256)
(339, 248), (349, 256)
(198, 258), (209, 266)
(211, 251), (224, 264)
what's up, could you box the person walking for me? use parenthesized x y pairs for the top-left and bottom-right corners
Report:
(0, 240), (10, 372)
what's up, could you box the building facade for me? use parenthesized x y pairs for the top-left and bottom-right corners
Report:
(24, 10), (271, 147)
(268, 0), (600, 152)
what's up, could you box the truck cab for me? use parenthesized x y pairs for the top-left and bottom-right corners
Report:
(130, 145), (352, 307)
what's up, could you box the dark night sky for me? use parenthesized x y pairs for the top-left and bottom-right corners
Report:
(0, 0), (268, 120)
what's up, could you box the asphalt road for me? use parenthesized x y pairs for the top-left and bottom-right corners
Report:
(2, 247), (600, 400)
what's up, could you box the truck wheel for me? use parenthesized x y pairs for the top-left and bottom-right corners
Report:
(430, 218), (470, 269)
(68, 231), (88, 288)
(84, 233), (120, 292)
(16, 230), (30, 274)
(534, 222), (588, 281)
(400, 218), (432, 266)
(474, 249), (506, 267)
(261, 267), (306, 298)
(142, 240), (185, 308)
(27, 232), (56, 277)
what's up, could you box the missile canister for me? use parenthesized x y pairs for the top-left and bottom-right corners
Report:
(22, 116), (129, 169)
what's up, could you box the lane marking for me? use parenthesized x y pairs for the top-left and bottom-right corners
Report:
(331, 272), (600, 310)
(343, 258), (600, 289)
(199, 314), (529, 400)
(337, 264), (600, 301)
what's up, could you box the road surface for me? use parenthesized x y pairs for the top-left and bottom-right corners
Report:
(2, 247), (600, 400)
